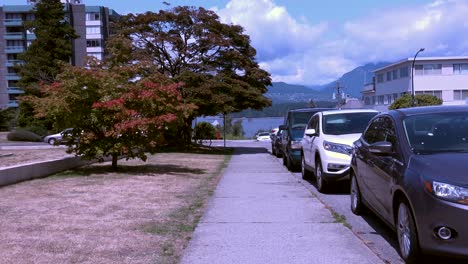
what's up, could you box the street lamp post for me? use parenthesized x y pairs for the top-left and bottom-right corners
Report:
(411, 48), (425, 106)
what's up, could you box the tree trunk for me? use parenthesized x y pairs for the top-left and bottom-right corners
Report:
(111, 153), (118, 170)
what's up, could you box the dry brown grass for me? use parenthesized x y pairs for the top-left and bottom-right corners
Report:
(0, 151), (230, 264)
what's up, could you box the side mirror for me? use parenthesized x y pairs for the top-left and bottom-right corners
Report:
(279, 125), (288, 130)
(369, 141), (393, 154)
(304, 128), (316, 137)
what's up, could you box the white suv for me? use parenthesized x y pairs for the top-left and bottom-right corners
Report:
(301, 109), (378, 192)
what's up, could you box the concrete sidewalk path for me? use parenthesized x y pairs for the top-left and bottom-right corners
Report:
(180, 148), (383, 264)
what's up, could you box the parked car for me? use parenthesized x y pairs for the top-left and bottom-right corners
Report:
(256, 132), (271, 141)
(350, 105), (468, 263)
(271, 128), (284, 157)
(301, 109), (378, 192)
(43, 128), (74, 145)
(279, 108), (334, 171)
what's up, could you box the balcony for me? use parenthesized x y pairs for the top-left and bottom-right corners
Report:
(5, 46), (25, 53)
(5, 60), (23, 67)
(5, 32), (24, 40)
(6, 73), (20, 81)
(4, 19), (23, 26)
(7, 88), (24, 94)
(8, 100), (19, 108)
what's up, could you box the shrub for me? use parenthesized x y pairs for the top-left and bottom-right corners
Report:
(7, 129), (42, 142)
(24, 125), (48, 137)
(389, 94), (442, 110)
(194, 122), (216, 141)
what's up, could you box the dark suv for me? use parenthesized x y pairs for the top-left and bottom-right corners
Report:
(279, 108), (333, 171)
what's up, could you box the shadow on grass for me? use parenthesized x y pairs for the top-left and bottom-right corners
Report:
(53, 164), (206, 178)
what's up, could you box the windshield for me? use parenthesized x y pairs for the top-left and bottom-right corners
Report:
(403, 112), (468, 153)
(322, 112), (377, 135)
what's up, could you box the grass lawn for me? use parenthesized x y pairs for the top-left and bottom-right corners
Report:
(0, 149), (231, 264)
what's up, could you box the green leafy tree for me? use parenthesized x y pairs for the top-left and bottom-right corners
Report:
(108, 6), (272, 144)
(389, 94), (443, 110)
(24, 63), (195, 169)
(193, 122), (216, 143)
(16, 0), (78, 130)
(231, 120), (244, 137)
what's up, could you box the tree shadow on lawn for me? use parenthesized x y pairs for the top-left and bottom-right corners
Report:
(54, 164), (206, 179)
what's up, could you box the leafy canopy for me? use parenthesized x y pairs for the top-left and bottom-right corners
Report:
(17, 0), (78, 87)
(108, 6), (272, 117)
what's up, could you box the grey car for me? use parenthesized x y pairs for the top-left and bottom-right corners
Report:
(43, 128), (74, 145)
(350, 105), (468, 263)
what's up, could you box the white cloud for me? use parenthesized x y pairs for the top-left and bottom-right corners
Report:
(216, 0), (468, 86)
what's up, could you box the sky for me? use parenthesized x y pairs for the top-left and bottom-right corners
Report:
(3, 0), (468, 86)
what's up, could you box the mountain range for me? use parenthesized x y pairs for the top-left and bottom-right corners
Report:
(266, 62), (389, 103)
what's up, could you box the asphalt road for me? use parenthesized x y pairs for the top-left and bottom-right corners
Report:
(210, 140), (463, 264)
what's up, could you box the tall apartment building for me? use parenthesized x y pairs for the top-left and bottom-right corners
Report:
(362, 56), (468, 111)
(0, 0), (119, 108)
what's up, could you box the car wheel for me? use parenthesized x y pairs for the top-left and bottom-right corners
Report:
(301, 155), (312, 180)
(350, 173), (364, 215)
(275, 149), (282, 158)
(315, 159), (327, 193)
(48, 138), (56, 145)
(397, 201), (421, 263)
(286, 155), (293, 171)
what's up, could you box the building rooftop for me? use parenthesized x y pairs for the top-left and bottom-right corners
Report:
(374, 56), (468, 73)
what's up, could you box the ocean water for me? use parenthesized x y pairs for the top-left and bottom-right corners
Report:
(194, 116), (284, 138)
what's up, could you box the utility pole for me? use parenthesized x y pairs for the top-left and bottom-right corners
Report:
(333, 81), (345, 108)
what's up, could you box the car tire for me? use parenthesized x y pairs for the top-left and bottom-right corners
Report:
(350, 173), (364, 215)
(301, 155), (312, 180)
(315, 158), (328, 193)
(275, 149), (282, 158)
(397, 201), (421, 263)
(271, 145), (276, 156)
(48, 138), (57, 145)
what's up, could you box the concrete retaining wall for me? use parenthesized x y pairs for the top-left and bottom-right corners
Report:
(0, 157), (90, 187)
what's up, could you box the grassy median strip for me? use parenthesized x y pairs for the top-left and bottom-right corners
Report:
(0, 148), (232, 264)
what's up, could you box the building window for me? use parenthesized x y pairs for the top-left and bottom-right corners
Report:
(386, 72), (392, 81)
(377, 73), (384, 83)
(378, 95), (384, 104)
(86, 12), (100, 21)
(399, 67), (409, 78)
(386, 95), (393, 104)
(415, 64), (442, 75)
(453, 64), (468, 75)
(87, 39), (101, 47)
(372, 96), (376, 105)
(86, 26), (101, 34)
(393, 93), (398, 101)
(415, 90), (442, 99)
(454, 90), (468, 100)
(392, 69), (398, 80)
(5, 13), (22, 20)
(8, 80), (19, 88)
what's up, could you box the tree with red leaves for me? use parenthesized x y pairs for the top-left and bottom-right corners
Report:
(24, 62), (195, 169)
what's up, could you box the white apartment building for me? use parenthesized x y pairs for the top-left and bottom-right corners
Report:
(362, 56), (468, 111)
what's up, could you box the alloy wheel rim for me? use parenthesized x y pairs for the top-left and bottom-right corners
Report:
(351, 177), (358, 210)
(398, 204), (412, 258)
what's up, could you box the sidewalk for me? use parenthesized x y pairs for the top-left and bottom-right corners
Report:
(180, 147), (383, 264)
